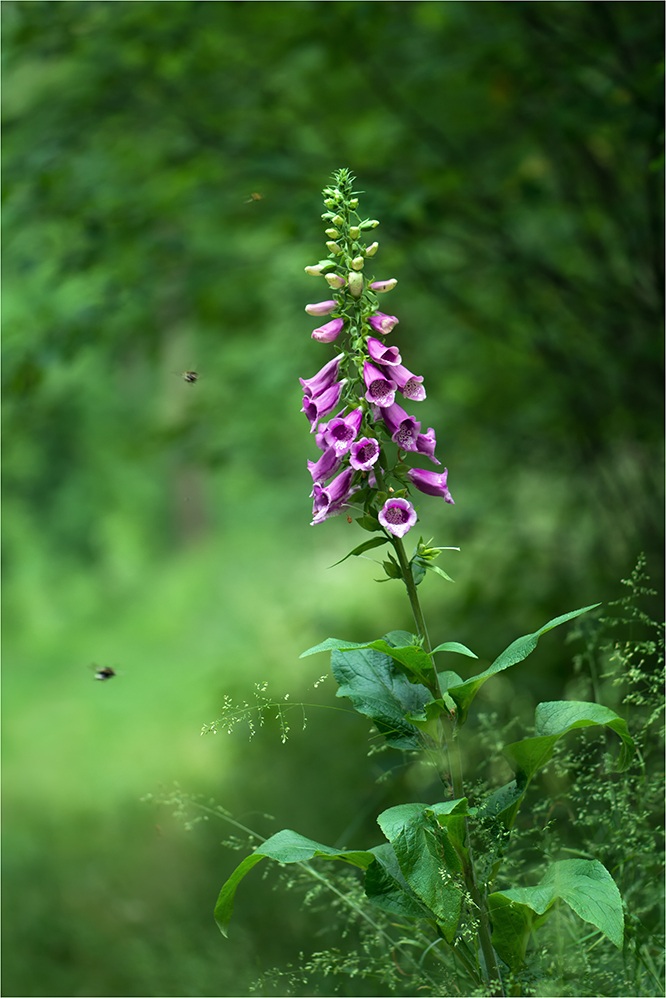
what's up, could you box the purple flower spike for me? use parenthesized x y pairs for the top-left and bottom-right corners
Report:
(312, 318), (344, 343)
(379, 401), (422, 451)
(414, 427), (440, 464)
(367, 337), (402, 367)
(408, 468), (454, 503)
(301, 380), (346, 431)
(322, 407), (363, 456)
(363, 361), (397, 408)
(305, 300), (337, 316)
(350, 437), (380, 471)
(311, 467), (358, 525)
(378, 498), (417, 538)
(307, 447), (343, 486)
(391, 363), (426, 401)
(299, 354), (344, 399)
(368, 312), (399, 336)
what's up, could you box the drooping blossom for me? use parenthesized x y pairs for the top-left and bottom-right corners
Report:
(377, 401), (421, 451)
(363, 361), (397, 408)
(312, 318), (344, 343)
(311, 467), (358, 526)
(368, 312), (399, 336)
(414, 427), (440, 464)
(307, 447), (342, 486)
(305, 300), (337, 316)
(369, 279), (397, 293)
(408, 468), (454, 503)
(302, 380), (346, 430)
(390, 362), (426, 402)
(299, 354), (344, 399)
(367, 337), (401, 367)
(350, 437), (380, 471)
(378, 497), (417, 538)
(321, 407), (363, 456)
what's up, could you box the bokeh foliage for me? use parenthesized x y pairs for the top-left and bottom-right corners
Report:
(2, 2), (663, 995)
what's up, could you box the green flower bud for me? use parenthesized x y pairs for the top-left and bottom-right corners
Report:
(326, 241), (342, 255)
(325, 272), (347, 289)
(351, 256), (365, 271)
(349, 198), (358, 209)
(304, 264), (325, 276)
(349, 226), (361, 240)
(365, 242), (379, 257)
(324, 199), (336, 208)
(332, 215), (344, 227)
(360, 219), (380, 230)
(325, 228), (340, 238)
(348, 272), (364, 298)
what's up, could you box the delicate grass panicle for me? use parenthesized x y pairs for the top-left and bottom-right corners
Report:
(157, 174), (663, 997)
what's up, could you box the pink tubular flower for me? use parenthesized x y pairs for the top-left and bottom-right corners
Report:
(378, 498), (417, 538)
(322, 407), (363, 456)
(299, 354), (344, 399)
(368, 312), (399, 336)
(414, 427), (440, 464)
(363, 361), (397, 408)
(301, 380), (346, 431)
(391, 362), (426, 401)
(307, 446), (343, 486)
(367, 337), (401, 367)
(378, 401), (421, 451)
(311, 468), (358, 525)
(369, 279), (397, 293)
(305, 300), (337, 316)
(350, 437), (380, 471)
(408, 468), (454, 503)
(312, 318), (344, 343)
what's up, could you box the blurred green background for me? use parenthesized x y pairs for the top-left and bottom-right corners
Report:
(2, 2), (663, 995)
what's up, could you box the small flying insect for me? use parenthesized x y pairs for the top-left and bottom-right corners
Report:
(92, 665), (117, 681)
(244, 192), (264, 203)
(180, 371), (200, 384)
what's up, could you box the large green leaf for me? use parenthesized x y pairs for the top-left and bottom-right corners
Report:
(301, 631), (435, 685)
(364, 844), (436, 920)
(330, 646), (432, 749)
(503, 700), (635, 780)
(447, 605), (600, 723)
(376, 800), (469, 940)
(488, 859), (624, 968)
(214, 829), (374, 936)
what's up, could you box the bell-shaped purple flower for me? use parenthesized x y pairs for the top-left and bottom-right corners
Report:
(408, 468), (454, 503)
(305, 300), (337, 316)
(414, 427), (440, 464)
(312, 318), (344, 343)
(391, 362), (426, 402)
(350, 437), (380, 471)
(378, 497), (417, 538)
(378, 401), (422, 451)
(321, 407), (363, 456)
(311, 467), (358, 526)
(299, 354), (344, 399)
(301, 380), (346, 431)
(363, 361), (397, 408)
(367, 337), (401, 367)
(368, 312), (399, 336)
(307, 447), (343, 486)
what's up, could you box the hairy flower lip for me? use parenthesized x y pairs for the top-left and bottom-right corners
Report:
(378, 497), (417, 538)
(301, 379), (347, 430)
(299, 354), (344, 399)
(363, 361), (397, 408)
(408, 468), (454, 503)
(378, 401), (422, 450)
(322, 407), (364, 456)
(368, 312), (399, 336)
(312, 317), (345, 343)
(349, 436), (380, 471)
(305, 300), (337, 316)
(367, 337), (401, 367)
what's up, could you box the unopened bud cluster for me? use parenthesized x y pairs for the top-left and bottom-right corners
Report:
(300, 169), (453, 544)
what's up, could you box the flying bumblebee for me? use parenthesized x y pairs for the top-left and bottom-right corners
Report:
(180, 371), (200, 384)
(92, 665), (117, 681)
(244, 192), (264, 203)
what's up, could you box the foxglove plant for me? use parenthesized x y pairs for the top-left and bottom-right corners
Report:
(215, 170), (634, 996)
